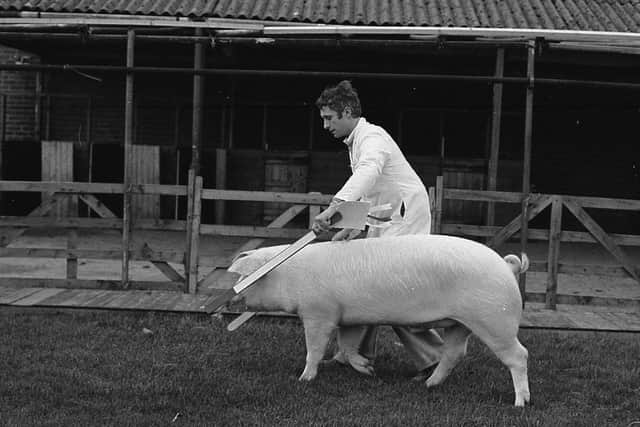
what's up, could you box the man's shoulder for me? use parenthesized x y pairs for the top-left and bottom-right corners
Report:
(354, 120), (390, 142)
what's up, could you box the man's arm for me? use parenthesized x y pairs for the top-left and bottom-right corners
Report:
(334, 136), (390, 202)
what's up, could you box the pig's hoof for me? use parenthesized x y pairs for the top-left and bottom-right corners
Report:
(298, 370), (317, 381)
(411, 364), (438, 382)
(346, 354), (375, 377)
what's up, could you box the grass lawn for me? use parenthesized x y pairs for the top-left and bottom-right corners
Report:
(1, 308), (639, 426)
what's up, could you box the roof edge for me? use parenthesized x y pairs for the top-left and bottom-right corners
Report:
(264, 25), (640, 44)
(1, 12), (639, 45)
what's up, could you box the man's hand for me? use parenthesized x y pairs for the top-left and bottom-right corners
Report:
(312, 203), (340, 235)
(331, 228), (362, 241)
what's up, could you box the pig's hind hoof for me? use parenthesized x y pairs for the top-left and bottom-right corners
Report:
(298, 370), (317, 382)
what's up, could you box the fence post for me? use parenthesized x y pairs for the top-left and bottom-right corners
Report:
(308, 192), (322, 229)
(121, 28), (135, 289)
(184, 169), (195, 292)
(187, 176), (203, 294)
(546, 196), (563, 309)
(66, 229), (78, 279)
(215, 148), (227, 224)
(434, 176), (444, 234)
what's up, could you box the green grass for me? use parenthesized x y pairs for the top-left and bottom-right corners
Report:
(1, 308), (639, 427)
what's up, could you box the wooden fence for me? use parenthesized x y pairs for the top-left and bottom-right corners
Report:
(431, 176), (640, 309)
(1, 175), (639, 310)
(0, 177), (330, 293)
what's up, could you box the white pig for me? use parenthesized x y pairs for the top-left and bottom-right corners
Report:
(227, 234), (531, 407)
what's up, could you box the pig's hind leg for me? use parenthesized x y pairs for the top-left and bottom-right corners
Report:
(425, 323), (472, 388)
(470, 322), (530, 407)
(298, 318), (336, 381)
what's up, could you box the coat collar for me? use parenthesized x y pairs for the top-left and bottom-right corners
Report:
(343, 117), (366, 147)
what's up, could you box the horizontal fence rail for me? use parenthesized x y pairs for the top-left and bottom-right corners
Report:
(1, 178), (639, 310)
(434, 185), (640, 309)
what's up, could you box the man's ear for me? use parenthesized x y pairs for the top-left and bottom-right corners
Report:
(343, 106), (352, 118)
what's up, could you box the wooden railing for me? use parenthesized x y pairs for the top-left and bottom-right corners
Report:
(2, 176), (639, 310)
(431, 176), (640, 309)
(0, 178), (330, 292)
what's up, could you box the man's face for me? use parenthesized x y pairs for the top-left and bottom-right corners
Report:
(320, 106), (354, 139)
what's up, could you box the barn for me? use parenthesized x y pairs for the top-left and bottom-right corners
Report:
(0, 1), (638, 329)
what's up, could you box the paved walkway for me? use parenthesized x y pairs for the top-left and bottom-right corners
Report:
(1, 286), (639, 332)
(1, 228), (639, 331)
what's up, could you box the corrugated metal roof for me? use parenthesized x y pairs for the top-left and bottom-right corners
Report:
(1, 0), (640, 33)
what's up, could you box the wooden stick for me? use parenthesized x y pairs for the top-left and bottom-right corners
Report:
(227, 311), (257, 331)
(198, 204), (308, 291)
(202, 230), (319, 313)
(546, 196), (563, 309)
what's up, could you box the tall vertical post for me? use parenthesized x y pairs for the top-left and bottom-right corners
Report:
(486, 48), (505, 227)
(215, 148), (227, 224)
(0, 95), (4, 208)
(546, 196), (563, 309)
(519, 40), (536, 305)
(34, 71), (42, 142)
(122, 28), (135, 288)
(190, 27), (205, 174)
(434, 175), (444, 234)
(186, 28), (205, 288)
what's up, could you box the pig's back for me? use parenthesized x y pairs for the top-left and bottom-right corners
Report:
(272, 234), (522, 325)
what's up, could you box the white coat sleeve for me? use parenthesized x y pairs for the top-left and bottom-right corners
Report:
(334, 136), (390, 202)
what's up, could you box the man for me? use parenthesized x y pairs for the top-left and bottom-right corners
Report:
(312, 80), (442, 379)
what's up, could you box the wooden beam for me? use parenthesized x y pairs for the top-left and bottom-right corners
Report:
(563, 199), (640, 283)
(0, 180), (336, 203)
(79, 194), (118, 218)
(486, 47), (505, 227)
(519, 40), (536, 304)
(487, 195), (552, 249)
(434, 175), (444, 234)
(0, 95), (4, 211)
(66, 229), (78, 279)
(445, 188), (523, 203)
(190, 27), (205, 174)
(215, 148), (227, 224)
(187, 176), (203, 293)
(184, 169), (195, 289)
(546, 196), (563, 309)
(0, 278), (184, 292)
(140, 243), (184, 282)
(122, 28), (135, 289)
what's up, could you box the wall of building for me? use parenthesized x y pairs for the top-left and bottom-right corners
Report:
(0, 44), (40, 143)
(0, 41), (637, 231)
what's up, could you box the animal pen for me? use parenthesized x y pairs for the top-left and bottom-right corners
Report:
(0, 23), (639, 331)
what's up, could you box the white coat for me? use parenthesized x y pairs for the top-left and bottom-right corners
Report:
(334, 117), (431, 237)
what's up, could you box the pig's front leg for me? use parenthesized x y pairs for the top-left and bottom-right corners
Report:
(298, 318), (336, 381)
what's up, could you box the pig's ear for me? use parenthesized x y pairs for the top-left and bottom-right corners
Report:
(230, 250), (256, 264)
(228, 250), (263, 276)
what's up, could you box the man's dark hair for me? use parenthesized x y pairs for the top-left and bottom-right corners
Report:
(315, 80), (362, 118)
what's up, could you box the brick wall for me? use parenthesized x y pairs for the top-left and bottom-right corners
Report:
(0, 44), (40, 142)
